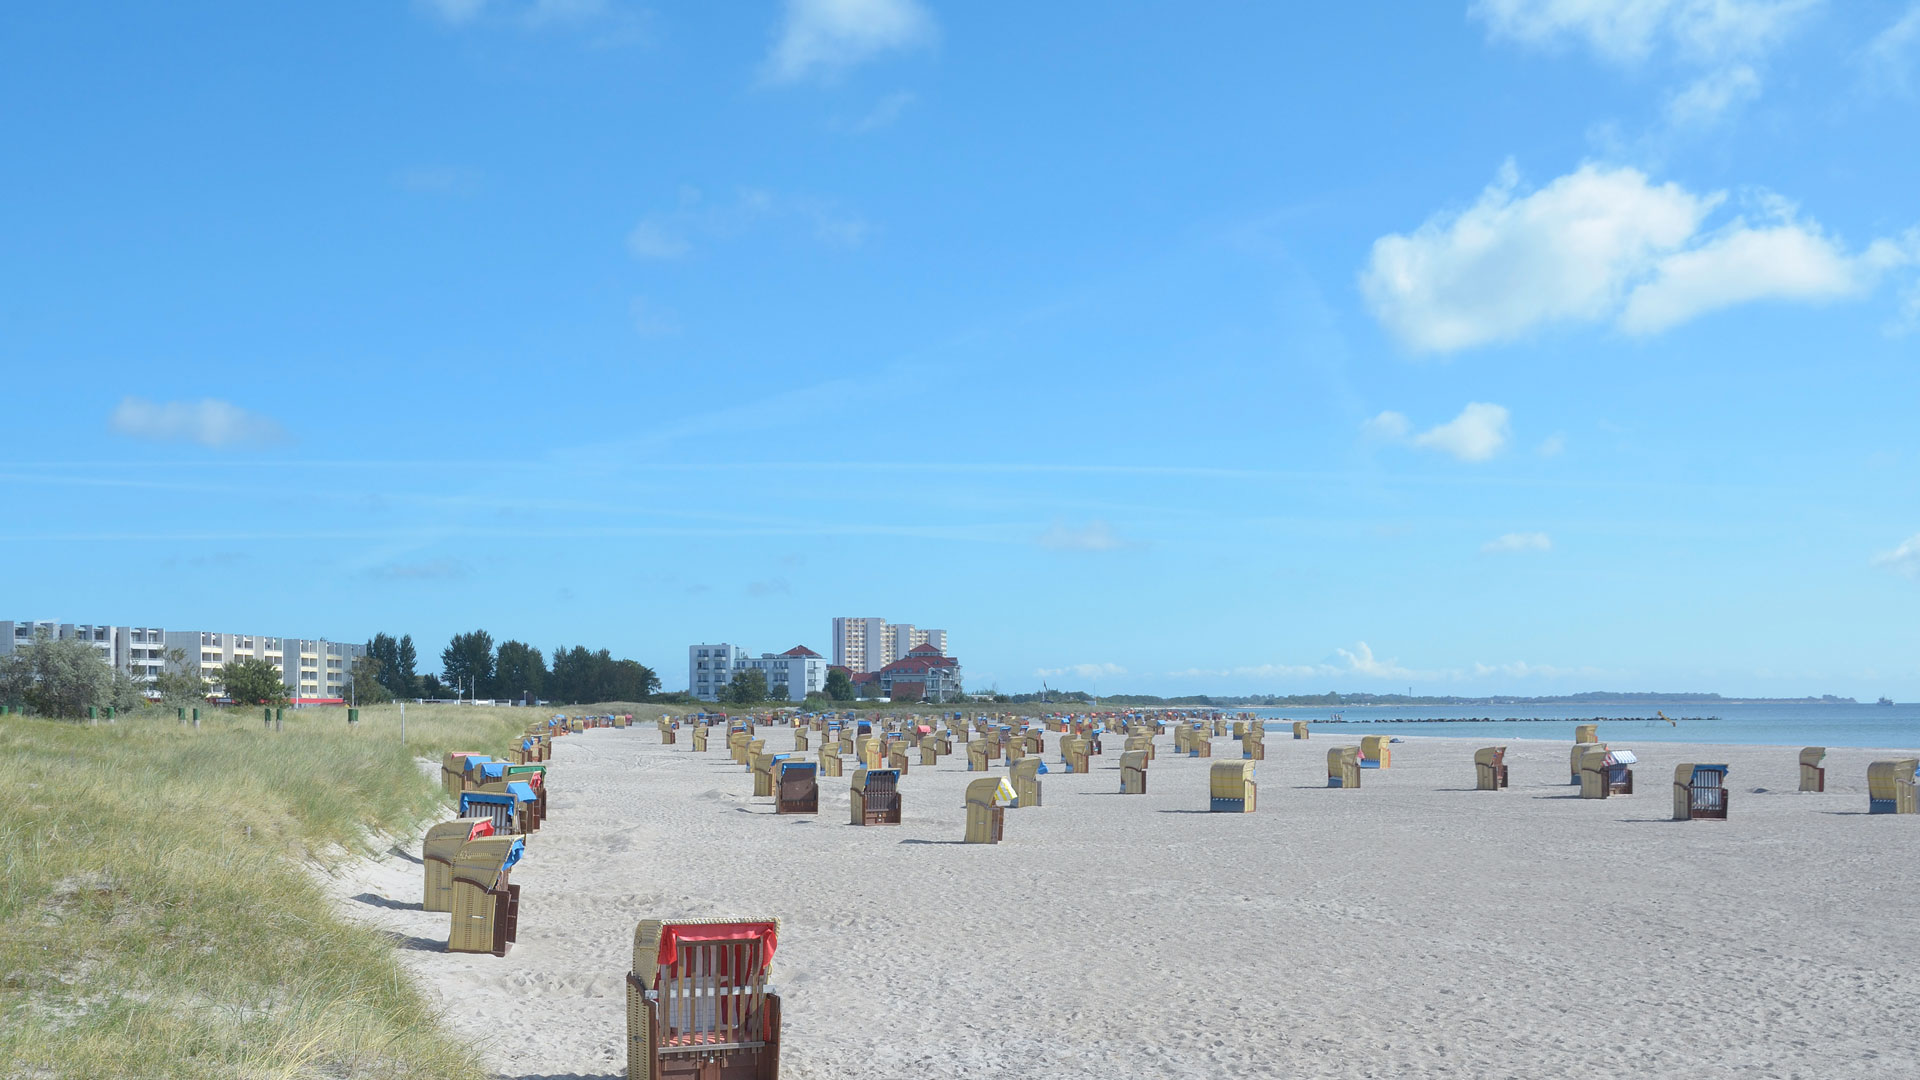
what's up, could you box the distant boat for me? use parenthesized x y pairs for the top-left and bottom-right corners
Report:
(1879, 697), (1895, 706)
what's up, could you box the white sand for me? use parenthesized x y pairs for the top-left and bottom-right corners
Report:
(330, 725), (1920, 1079)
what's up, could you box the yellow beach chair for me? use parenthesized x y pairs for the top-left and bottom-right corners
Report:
(817, 745), (844, 778)
(751, 753), (776, 797)
(1010, 756), (1042, 808)
(1570, 742), (1605, 784)
(1359, 735), (1390, 769)
(1575, 724), (1598, 745)
(1672, 763), (1729, 820)
(1242, 722), (1265, 761)
(1120, 750), (1148, 793)
(1209, 761), (1256, 813)
(626, 917), (781, 1080)
(1579, 748), (1635, 799)
(1798, 747), (1825, 792)
(690, 726), (708, 752)
(964, 776), (1016, 844)
(1060, 735), (1091, 774)
(887, 748), (911, 775)
(920, 742), (940, 766)
(1327, 747), (1361, 788)
(422, 818), (493, 912)
(1868, 759), (1918, 814)
(728, 732), (750, 764)
(794, 728), (808, 752)
(1474, 746), (1508, 790)
(1292, 721), (1309, 740)
(746, 739), (765, 771)
(1124, 733), (1154, 762)
(447, 833), (523, 956)
(967, 739), (990, 771)
(850, 767), (902, 825)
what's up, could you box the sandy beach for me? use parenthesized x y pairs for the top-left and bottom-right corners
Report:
(332, 724), (1920, 1079)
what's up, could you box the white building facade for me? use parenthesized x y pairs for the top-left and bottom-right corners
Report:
(689, 643), (829, 703)
(831, 617), (948, 673)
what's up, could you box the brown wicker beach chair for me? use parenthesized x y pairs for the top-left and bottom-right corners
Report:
(422, 818), (493, 912)
(1868, 759), (1919, 814)
(850, 767), (902, 825)
(626, 918), (781, 1080)
(775, 760), (817, 815)
(1799, 747), (1825, 792)
(1242, 723), (1265, 761)
(1359, 735), (1391, 769)
(1579, 748), (1635, 799)
(447, 834), (523, 956)
(1010, 756), (1042, 808)
(1120, 749), (1148, 793)
(1327, 747), (1361, 788)
(1672, 763), (1729, 820)
(964, 776), (1015, 844)
(1060, 735), (1091, 774)
(1292, 721), (1309, 740)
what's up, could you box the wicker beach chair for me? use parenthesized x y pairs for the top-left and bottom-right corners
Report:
(458, 791), (519, 835)
(658, 718), (677, 746)
(887, 748), (911, 775)
(1212, 719), (1228, 738)
(1579, 748), (1636, 799)
(1010, 756), (1042, 808)
(920, 742), (940, 766)
(423, 818), (494, 912)
(1570, 742), (1605, 784)
(775, 760), (817, 815)
(1124, 733), (1154, 762)
(850, 767), (902, 825)
(443, 753), (489, 795)
(1474, 747), (1508, 790)
(1672, 763), (1729, 820)
(1292, 721), (1309, 740)
(1120, 750), (1148, 793)
(1327, 747), (1361, 788)
(1023, 729), (1045, 755)
(1575, 724), (1599, 745)
(967, 739), (990, 771)
(1359, 735), (1391, 769)
(1242, 722), (1265, 761)
(691, 726), (709, 752)
(727, 732), (750, 765)
(964, 776), (1016, 844)
(1799, 747), (1825, 792)
(1210, 761), (1256, 813)
(1060, 735), (1091, 774)
(1867, 759), (1919, 814)
(505, 765), (548, 827)
(447, 833), (524, 956)
(793, 728), (808, 752)
(751, 753), (780, 797)
(625, 918), (781, 1080)
(817, 745), (844, 778)
(1232, 721), (1246, 740)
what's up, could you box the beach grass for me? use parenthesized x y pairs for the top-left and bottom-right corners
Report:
(0, 702), (590, 1080)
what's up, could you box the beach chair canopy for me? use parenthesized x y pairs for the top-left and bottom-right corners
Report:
(505, 781), (538, 804)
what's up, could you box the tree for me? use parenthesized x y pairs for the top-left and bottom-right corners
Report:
(396, 634), (419, 694)
(823, 668), (855, 702)
(366, 632), (418, 698)
(0, 631), (123, 718)
(222, 657), (290, 706)
(348, 655), (393, 705)
(420, 673), (448, 699)
(152, 647), (211, 706)
(720, 669), (767, 705)
(494, 640), (547, 703)
(441, 630), (495, 699)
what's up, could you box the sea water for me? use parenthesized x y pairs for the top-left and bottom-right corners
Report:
(1239, 702), (1920, 750)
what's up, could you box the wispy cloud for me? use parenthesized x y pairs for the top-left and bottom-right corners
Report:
(1362, 161), (1915, 352)
(627, 186), (869, 260)
(1482, 530), (1553, 554)
(746, 578), (791, 597)
(1471, 0), (1820, 122)
(630, 296), (681, 336)
(1873, 533), (1920, 578)
(1861, 4), (1920, 96)
(418, 0), (612, 27)
(109, 397), (287, 449)
(1036, 662), (1127, 680)
(763, 0), (936, 84)
(365, 557), (469, 581)
(1366, 403), (1511, 462)
(1037, 519), (1127, 551)
(847, 90), (917, 131)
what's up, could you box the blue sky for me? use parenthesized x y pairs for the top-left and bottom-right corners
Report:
(4, 0), (1918, 698)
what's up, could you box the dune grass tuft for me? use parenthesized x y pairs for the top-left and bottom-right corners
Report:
(0, 702), (562, 1080)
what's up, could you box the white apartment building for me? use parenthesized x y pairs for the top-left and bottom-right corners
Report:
(688, 643), (828, 703)
(1, 621), (169, 691)
(165, 630), (364, 702)
(831, 617), (948, 673)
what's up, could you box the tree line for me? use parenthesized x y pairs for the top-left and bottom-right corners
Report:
(357, 630), (663, 706)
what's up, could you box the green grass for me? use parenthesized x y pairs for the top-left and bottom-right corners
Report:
(0, 702), (588, 1080)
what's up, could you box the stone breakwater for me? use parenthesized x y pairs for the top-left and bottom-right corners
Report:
(1314, 715), (1717, 724)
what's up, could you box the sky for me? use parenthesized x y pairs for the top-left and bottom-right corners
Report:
(3, 0), (1918, 699)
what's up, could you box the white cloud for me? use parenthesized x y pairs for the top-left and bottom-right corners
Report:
(1482, 531), (1553, 554)
(421, 0), (488, 22)
(764, 0), (936, 84)
(1361, 410), (1411, 440)
(109, 397), (286, 449)
(1874, 533), (1920, 578)
(1471, 0), (1818, 119)
(627, 221), (690, 259)
(630, 297), (681, 336)
(1471, 0), (1819, 65)
(1036, 662), (1127, 680)
(1538, 433), (1567, 456)
(1470, 660), (1602, 680)
(849, 90), (917, 132)
(1417, 403), (1512, 462)
(1862, 5), (1920, 96)
(1363, 162), (1912, 351)
(419, 0), (608, 26)
(1038, 520), (1126, 551)
(1331, 641), (1420, 680)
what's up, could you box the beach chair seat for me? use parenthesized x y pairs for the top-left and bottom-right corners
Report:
(458, 791), (520, 835)
(1120, 750), (1148, 794)
(1010, 756), (1042, 808)
(626, 918), (781, 1080)
(1799, 747), (1825, 793)
(1867, 759), (1918, 814)
(422, 818), (494, 912)
(448, 834), (524, 956)
(1327, 747), (1361, 788)
(1242, 724), (1265, 761)
(1672, 763), (1729, 820)
(1359, 735), (1390, 769)
(964, 776), (1015, 844)
(776, 761), (817, 815)
(1060, 735), (1091, 774)
(1474, 746), (1508, 790)
(850, 767), (901, 825)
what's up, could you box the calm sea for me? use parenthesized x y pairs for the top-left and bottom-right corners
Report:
(1238, 702), (1920, 750)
